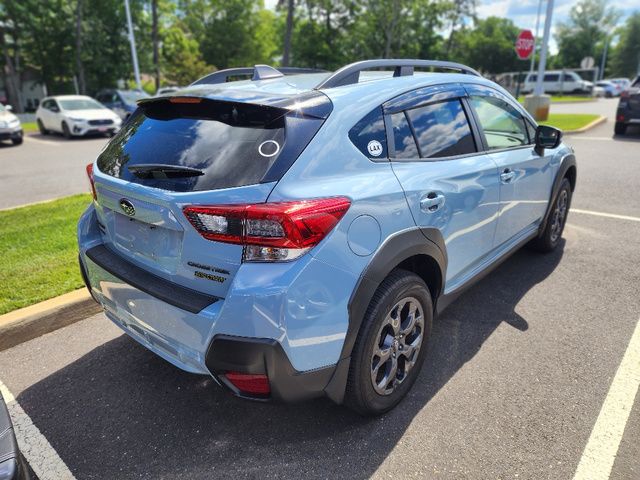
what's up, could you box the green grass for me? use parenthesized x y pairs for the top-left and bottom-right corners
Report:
(517, 95), (594, 103)
(0, 194), (91, 315)
(21, 122), (38, 133)
(539, 113), (600, 131)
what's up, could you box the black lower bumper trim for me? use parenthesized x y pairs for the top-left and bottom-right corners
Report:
(84, 244), (219, 314)
(206, 335), (336, 403)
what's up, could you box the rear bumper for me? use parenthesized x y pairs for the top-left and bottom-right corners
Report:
(206, 336), (336, 402)
(79, 253), (337, 401)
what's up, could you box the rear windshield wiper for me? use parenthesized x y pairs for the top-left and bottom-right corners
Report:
(128, 164), (205, 179)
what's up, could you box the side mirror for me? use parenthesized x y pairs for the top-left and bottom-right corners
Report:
(535, 125), (562, 154)
(5, 105), (13, 111)
(50, 106), (60, 113)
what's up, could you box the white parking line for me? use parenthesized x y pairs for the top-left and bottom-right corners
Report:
(0, 380), (76, 480)
(571, 208), (640, 223)
(573, 317), (640, 480)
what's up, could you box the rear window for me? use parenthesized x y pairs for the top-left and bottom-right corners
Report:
(97, 99), (288, 192)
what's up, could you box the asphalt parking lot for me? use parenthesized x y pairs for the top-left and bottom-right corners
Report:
(0, 133), (108, 210)
(0, 100), (639, 479)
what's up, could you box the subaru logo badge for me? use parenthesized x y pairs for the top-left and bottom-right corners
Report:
(119, 198), (135, 216)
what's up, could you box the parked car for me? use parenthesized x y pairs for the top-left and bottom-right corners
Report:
(0, 104), (23, 146)
(615, 76), (640, 135)
(95, 89), (150, 119)
(594, 80), (618, 98)
(522, 70), (593, 94)
(36, 95), (122, 138)
(607, 77), (631, 95)
(78, 60), (576, 415)
(156, 86), (181, 96)
(1, 392), (33, 480)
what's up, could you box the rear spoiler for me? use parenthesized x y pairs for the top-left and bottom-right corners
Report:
(137, 90), (333, 121)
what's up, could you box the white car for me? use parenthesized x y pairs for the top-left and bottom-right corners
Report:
(35, 95), (122, 138)
(522, 70), (593, 95)
(155, 86), (181, 96)
(0, 104), (23, 145)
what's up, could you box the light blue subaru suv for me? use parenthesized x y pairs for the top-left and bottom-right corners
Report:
(78, 60), (576, 415)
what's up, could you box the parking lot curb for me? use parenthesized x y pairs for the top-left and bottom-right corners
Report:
(0, 289), (100, 352)
(564, 115), (607, 134)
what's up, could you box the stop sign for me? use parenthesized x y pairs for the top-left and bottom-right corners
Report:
(515, 30), (535, 60)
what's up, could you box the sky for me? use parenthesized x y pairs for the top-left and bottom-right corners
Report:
(264, 0), (638, 54)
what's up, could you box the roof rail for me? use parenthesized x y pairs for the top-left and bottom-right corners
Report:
(191, 65), (327, 86)
(314, 59), (481, 89)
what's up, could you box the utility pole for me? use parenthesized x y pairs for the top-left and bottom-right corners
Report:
(530, 0), (544, 73)
(124, 0), (142, 90)
(534, 0), (553, 97)
(599, 35), (609, 81)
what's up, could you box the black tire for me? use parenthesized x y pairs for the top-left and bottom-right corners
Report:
(62, 122), (72, 139)
(614, 122), (627, 135)
(529, 178), (572, 253)
(11, 136), (23, 145)
(344, 269), (433, 416)
(37, 119), (48, 135)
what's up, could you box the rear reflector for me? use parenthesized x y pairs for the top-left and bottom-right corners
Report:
(225, 371), (270, 396)
(184, 197), (351, 262)
(86, 163), (97, 200)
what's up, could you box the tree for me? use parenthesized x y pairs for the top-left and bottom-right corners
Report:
(555, 0), (620, 69)
(444, 0), (476, 56)
(152, 0), (160, 90)
(452, 16), (523, 74)
(161, 25), (212, 85)
(279, 0), (295, 66)
(611, 12), (640, 78)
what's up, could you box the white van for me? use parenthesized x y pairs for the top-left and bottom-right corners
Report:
(522, 71), (593, 95)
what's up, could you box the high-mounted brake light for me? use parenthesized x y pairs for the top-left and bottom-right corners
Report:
(183, 197), (351, 262)
(169, 97), (202, 104)
(86, 163), (97, 200)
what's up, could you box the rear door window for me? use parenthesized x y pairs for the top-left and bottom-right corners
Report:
(390, 112), (419, 159)
(405, 99), (476, 158)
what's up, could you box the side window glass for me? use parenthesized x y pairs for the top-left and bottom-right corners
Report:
(348, 107), (388, 159)
(470, 96), (528, 150)
(390, 112), (419, 158)
(406, 99), (476, 158)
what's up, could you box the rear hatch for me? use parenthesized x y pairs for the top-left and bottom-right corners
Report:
(92, 92), (331, 298)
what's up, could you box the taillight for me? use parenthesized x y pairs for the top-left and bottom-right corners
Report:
(224, 372), (270, 397)
(86, 163), (97, 200)
(620, 90), (629, 99)
(183, 197), (351, 262)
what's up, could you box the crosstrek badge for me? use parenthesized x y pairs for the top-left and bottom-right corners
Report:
(367, 140), (383, 157)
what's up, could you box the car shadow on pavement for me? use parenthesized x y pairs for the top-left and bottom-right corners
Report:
(16, 243), (564, 479)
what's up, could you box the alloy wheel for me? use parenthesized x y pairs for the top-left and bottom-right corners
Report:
(550, 189), (568, 243)
(370, 296), (424, 396)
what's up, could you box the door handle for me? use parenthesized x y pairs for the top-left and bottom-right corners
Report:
(500, 168), (516, 184)
(420, 192), (445, 213)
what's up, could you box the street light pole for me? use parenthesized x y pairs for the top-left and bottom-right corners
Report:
(599, 35), (609, 81)
(124, 0), (142, 91)
(534, 0), (554, 97)
(530, 0), (544, 73)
